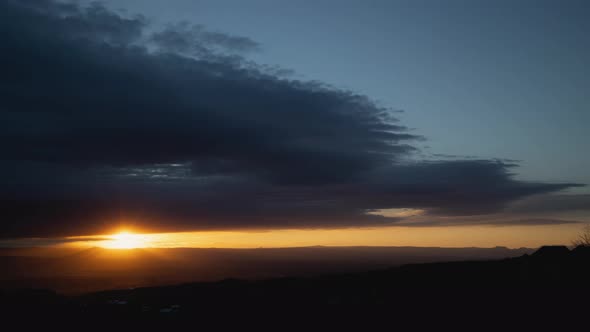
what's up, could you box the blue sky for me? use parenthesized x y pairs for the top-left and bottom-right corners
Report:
(1, 0), (588, 241)
(98, 0), (589, 188)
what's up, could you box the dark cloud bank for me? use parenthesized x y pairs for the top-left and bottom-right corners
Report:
(0, 0), (584, 238)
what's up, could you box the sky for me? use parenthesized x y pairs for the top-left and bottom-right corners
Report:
(98, 0), (590, 186)
(0, 0), (589, 248)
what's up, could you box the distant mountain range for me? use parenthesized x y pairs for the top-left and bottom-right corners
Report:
(1, 245), (588, 329)
(0, 246), (534, 294)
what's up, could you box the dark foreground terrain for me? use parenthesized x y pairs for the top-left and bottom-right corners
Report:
(0, 245), (532, 293)
(1, 245), (589, 330)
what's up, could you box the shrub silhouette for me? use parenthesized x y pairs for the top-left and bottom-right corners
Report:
(572, 225), (590, 247)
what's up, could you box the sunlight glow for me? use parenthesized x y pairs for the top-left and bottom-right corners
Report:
(101, 231), (149, 249)
(53, 223), (585, 250)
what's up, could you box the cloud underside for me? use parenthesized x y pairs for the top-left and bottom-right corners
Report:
(0, 0), (584, 238)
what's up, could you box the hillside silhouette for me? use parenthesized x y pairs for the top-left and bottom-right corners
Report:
(0, 245), (532, 294)
(1, 245), (589, 329)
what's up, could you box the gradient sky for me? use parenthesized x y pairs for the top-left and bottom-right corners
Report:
(98, 0), (590, 187)
(1, 0), (589, 248)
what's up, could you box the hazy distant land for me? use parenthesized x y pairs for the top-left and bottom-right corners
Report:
(2, 245), (589, 330)
(0, 246), (533, 294)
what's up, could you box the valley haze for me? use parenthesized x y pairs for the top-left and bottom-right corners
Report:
(0, 245), (533, 294)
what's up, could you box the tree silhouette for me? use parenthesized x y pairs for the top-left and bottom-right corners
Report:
(572, 225), (590, 247)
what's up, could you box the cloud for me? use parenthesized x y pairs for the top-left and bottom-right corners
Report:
(396, 216), (583, 228)
(0, 235), (108, 248)
(489, 218), (583, 226)
(507, 194), (590, 214)
(151, 22), (260, 55)
(0, 0), (584, 237)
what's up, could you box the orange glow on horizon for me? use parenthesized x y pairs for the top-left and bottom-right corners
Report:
(100, 231), (150, 249)
(52, 223), (588, 250)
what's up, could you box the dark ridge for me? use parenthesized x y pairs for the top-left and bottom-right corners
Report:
(1, 245), (589, 329)
(531, 245), (570, 258)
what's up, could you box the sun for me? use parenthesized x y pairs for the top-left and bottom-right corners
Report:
(102, 231), (148, 249)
